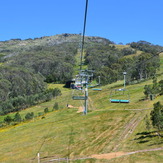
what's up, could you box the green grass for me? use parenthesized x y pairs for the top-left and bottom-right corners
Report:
(0, 109), (135, 162)
(0, 53), (162, 163)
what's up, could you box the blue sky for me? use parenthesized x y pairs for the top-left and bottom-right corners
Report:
(0, 0), (163, 45)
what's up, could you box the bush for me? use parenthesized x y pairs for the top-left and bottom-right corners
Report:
(38, 112), (44, 116)
(25, 112), (34, 120)
(44, 107), (49, 113)
(121, 48), (136, 56)
(14, 112), (22, 122)
(53, 102), (59, 110)
(4, 115), (13, 124)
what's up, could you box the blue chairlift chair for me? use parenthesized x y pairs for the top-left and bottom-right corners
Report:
(110, 88), (130, 103)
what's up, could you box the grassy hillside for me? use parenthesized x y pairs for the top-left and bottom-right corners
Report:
(0, 52), (162, 163)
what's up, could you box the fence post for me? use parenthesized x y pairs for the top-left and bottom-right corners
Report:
(37, 153), (40, 163)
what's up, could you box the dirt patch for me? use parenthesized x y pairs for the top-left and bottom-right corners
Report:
(91, 147), (163, 160)
(77, 106), (83, 113)
(67, 104), (83, 113)
(91, 152), (127, 160)
(67, 104), (74, 108)
(40, 148), (163, 162)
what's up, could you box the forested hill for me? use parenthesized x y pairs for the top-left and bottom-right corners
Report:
(0, 33), (163, 115)
(0, 34), (111, 83)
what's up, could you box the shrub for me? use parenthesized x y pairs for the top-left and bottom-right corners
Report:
(4, 115), (13, 124)
(53, 102), (59, 110)
(25, 112), (34, 120)
(14, 112), (22, 122)
(44, 107), (49, 113)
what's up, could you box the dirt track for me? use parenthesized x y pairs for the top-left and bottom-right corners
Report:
(67, 104), (83, 113)
(91, 147), (163, 160)
(91, 152), (126, 160)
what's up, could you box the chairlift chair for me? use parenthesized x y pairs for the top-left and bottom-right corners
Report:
(92, 88), (102, 91)
(92, 76), (102, 91)
(110, 88), (130, 103)
(73, 75), (85, 90)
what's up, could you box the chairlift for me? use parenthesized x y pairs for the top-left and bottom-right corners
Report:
(110, 88), (130, 103)
(109, 72), (130, 103)
(72, 75), (85, 90)
(92, 88), (102, 91)
(92, 76), (102, 91)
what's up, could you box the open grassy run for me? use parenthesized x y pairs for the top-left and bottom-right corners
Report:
(0, 54), (162, 163)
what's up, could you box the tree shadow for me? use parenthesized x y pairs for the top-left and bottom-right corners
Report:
(138, 140), (149, 144)
(136, 131), (156, 136)
(135, 134), (157, 140)
(149, 141), (163, 146)
(134, 131), (162, 144)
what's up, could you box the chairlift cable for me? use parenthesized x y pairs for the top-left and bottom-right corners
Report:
(80, 0), (89, 70)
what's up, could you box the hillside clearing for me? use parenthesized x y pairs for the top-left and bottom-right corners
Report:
(0, 48), (162, 163)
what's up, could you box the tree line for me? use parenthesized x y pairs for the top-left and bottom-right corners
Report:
(130, 41), (163, 54)
(0, 88), (61, 115)
(0, 66), (47, 100)
(1, 101), (59, 127)
(85, 42), (161, 84)
(144, 78), (163, 100)
(0, 41), (77, 115)
(5, 42), (78, 83)
(143, 78), (163, 134)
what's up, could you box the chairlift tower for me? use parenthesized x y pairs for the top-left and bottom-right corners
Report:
(98, 76), (101, 85)
(84, 76), (88, 115)
(80, 69), (94, 115)
(72, 69), (94, 115)
(123, 72), (127, 89)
